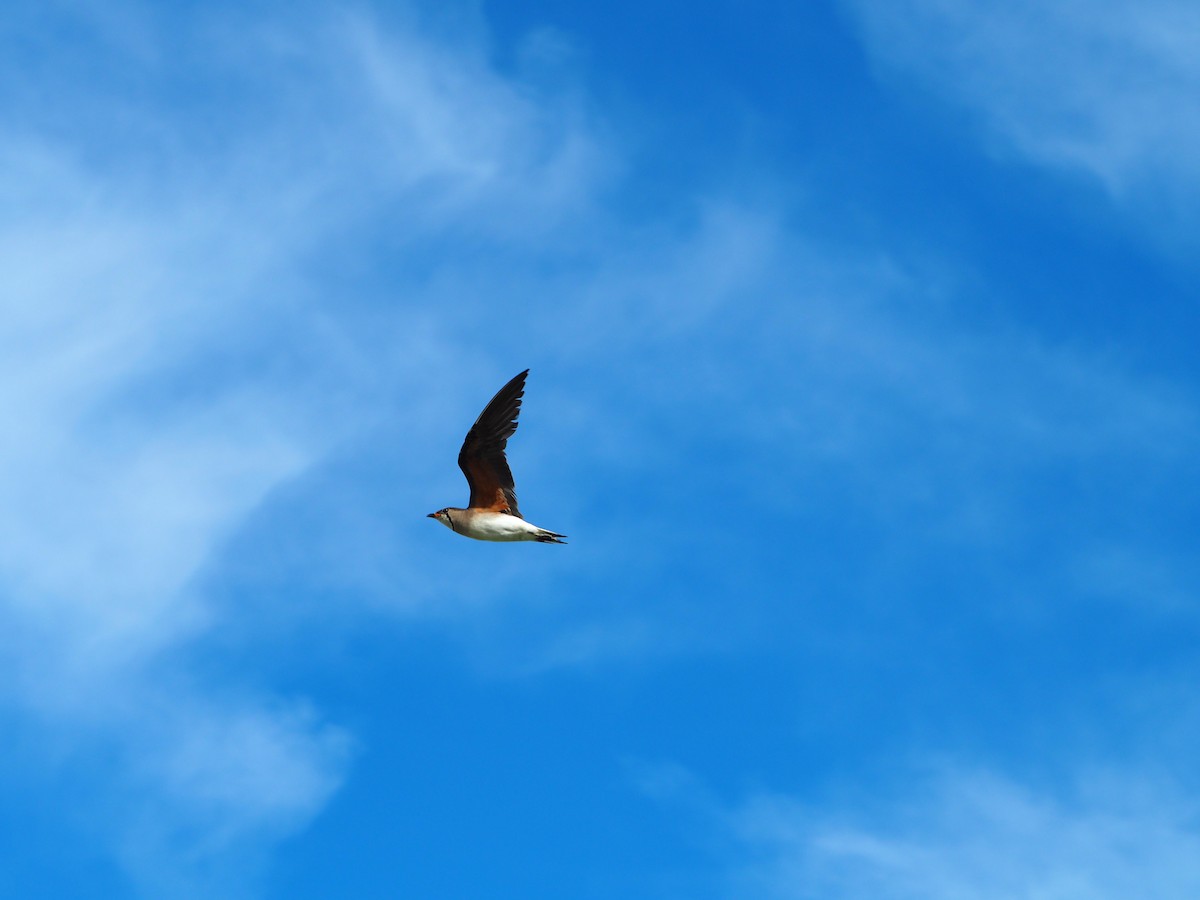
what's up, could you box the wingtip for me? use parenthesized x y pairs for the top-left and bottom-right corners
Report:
(501, 369), (530, 393)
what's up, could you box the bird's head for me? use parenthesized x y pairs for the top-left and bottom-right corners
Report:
(427, 509), (452, 529)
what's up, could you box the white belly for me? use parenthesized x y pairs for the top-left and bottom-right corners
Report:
(459, 512), (541, 542)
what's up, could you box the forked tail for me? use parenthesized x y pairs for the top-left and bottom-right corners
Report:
(535, 529), (567, 544)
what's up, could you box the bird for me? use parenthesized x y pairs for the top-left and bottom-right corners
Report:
(428, 369), (567, 544)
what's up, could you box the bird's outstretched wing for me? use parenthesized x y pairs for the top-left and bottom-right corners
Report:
(458, 369), (528, 517)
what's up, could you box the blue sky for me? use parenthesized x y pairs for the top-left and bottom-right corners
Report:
(2, 0), (1199, 896)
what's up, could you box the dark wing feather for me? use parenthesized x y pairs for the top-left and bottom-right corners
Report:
(458, 369), (528, 516)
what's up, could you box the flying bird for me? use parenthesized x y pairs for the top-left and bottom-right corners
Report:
(428, 369), (567, 544)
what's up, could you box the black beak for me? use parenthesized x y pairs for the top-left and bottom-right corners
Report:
(426, 513), (437, 518)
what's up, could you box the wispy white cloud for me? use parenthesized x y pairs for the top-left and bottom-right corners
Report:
(0, 148), (348, 895)
(0, 3), (607, 892)
(340, 9), (607, 231)
(726, 768), (1200, 899)
(113, 699), (352, 899)
(554, 203), (1198, 541)
(842, 0), (1200, 230)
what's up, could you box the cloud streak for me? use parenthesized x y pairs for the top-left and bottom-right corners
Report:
(842, 0), (1200, 235)
(0, 4), (607, 893)
(729, 768), (1200, 899)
